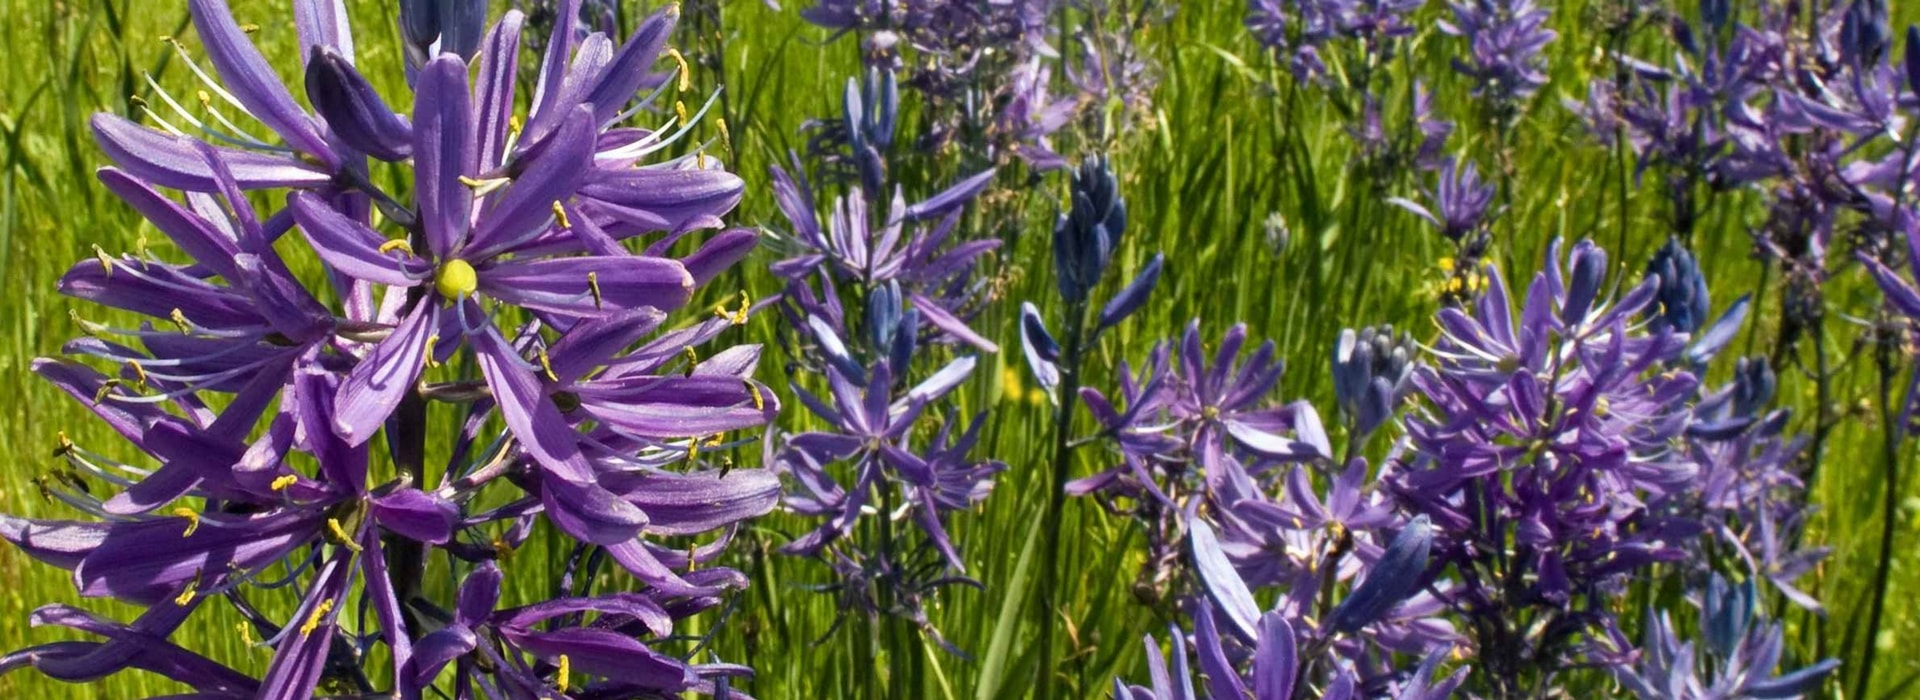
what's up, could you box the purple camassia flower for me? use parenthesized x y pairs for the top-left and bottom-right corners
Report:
(1245, 0), (1424, 83)
(1389, 157), (1497, 244)
(1390, 240), (1722, 689)
(1113, 520), (1465, 699)
(768, 161), (1002, 352)
(1439, 0), (1557, 116)
(3, 1), (781, 696)
(1607, 575), (1839, 699)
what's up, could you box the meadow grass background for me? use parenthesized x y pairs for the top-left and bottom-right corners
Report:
(0, 0), (1917, 697)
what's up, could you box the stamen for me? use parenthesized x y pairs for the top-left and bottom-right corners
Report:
(552, 201), (572, 229)
(666, 48), (692, 92)
(173, 507), (201, 537)
(717, 118), (733, 157)
(93, 378), (124, 404)
(424, 335), (443, 369)
(237, 621), (254, 645)
(687, 437), (701, 463)
(326, 518), (364, 553)
(675, 100), (689, 126)
(539, 348), (559, 382)
(270, 474), (298, 491)
(492, 535), (514, 560)
(748, 381), (765, 410)
(127, 361), (148, 387)
(170, 308), (193, 333)
(93, 245), (115, 276)
(686, 542), (699, 571)
(508, 115), (524, 136)
(377, 239), (414, 256)
(238, 23), (260, 33)
(587, 271), (604, 310)
(174, 571), (200, 606)
(682, 347), (700, 376)
(53, 431), (73, 457)
(556, 654), (572, 692)
(299, 598), (335, 637)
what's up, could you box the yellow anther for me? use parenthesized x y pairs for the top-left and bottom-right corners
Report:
(173, 572), (199, 606)
(1593, 396), (1611, 418)
(134, 233), (151, 258)
(326, 518), (364, 553)
(424, 335), (442, 369)
(687, 437), (701, 462)
(170, 308), (192, 333)
(552, 201), (572, 229)
(666, 48), (692, 92)
(508, 114), (524, 136)
(587, 271), (604, 310)
(748, 381), (765, 411)
(539, 348), (559, 382)
(717, 118), (734, 156)
(239, 23), (260, 33)
(271, 474), (298, 491)
(93, 378), (122, 405)
(675, 100), (689, 125)
(196, 90), (213, 107)
(54, 431), (73, 457)
(378, 239), (414, 256)
(686, 542), (699, 571)
(128, 361), (148, 387)
(237, 621), (254, 645)
(557, 654), (572, 691)
(436, 259), (479, 299)
(682, 347), (700, 376)
(299, 598), (335, 637)
(94, 245), (115, 276)
(458, 175), (490, 188)
(492, 535), (514, 560)
(713, 290), (751, 324)
(698, 149), (710, 170)
(174, 507), (201, 537)
(706, 433), (725, 447)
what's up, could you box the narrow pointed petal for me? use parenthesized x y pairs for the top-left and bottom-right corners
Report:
(334, 302), (437, 445)
(1190, 519), (1260, 644)
(600, 469), (781, 536)
(464, 107), (596, 258)
(257, 553), (353, 700)
(478, 256), (694, 318)
(291, 191), (430, 286)
(578, 168), (747, 235)
(188, 0), (333, 163)
(415, 55), (477, 257)
(1097, 253), (1164, 332)
(92, 114), (329, 191)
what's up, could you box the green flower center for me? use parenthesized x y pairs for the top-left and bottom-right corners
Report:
(436, 259), (478, 299)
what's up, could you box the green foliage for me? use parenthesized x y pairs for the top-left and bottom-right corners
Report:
(0, 0), (1916, 696)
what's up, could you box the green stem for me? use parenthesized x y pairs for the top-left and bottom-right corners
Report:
(1035, 299), (1089, 700)
(1855, 346), (1910, 698)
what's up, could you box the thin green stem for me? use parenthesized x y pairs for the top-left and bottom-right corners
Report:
(1035, 298), (1089, 700)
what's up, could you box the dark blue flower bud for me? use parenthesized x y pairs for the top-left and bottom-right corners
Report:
(1562, 242), (1607, 326)
(1644, 238), (1711, 335)
(1054, 156), (1127, 303)
(1329, 515), (1432, 633)
(1906, 25), (1920, 99)
(1701, 0), (1730, 35)
(305, 47), (413, 162)
(866, 281), (903, 353)
(1732, 357), (1776, 419)
(1096, 253), (1163, 332)
(1841, 0), (1891, 66)
(1019, 302), (1060, 393)
(400, 0), (441, 51)
(1333, 325), (1415, 437)
(1703, 574), (1754, 660)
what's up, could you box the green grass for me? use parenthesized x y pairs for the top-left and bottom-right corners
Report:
(0, 0), (1917, 697)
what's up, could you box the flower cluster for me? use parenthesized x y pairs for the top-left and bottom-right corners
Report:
(764, 101), (1008, 647)
(1076, 238), (1836, 697)
(5, 2), (781, 696)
